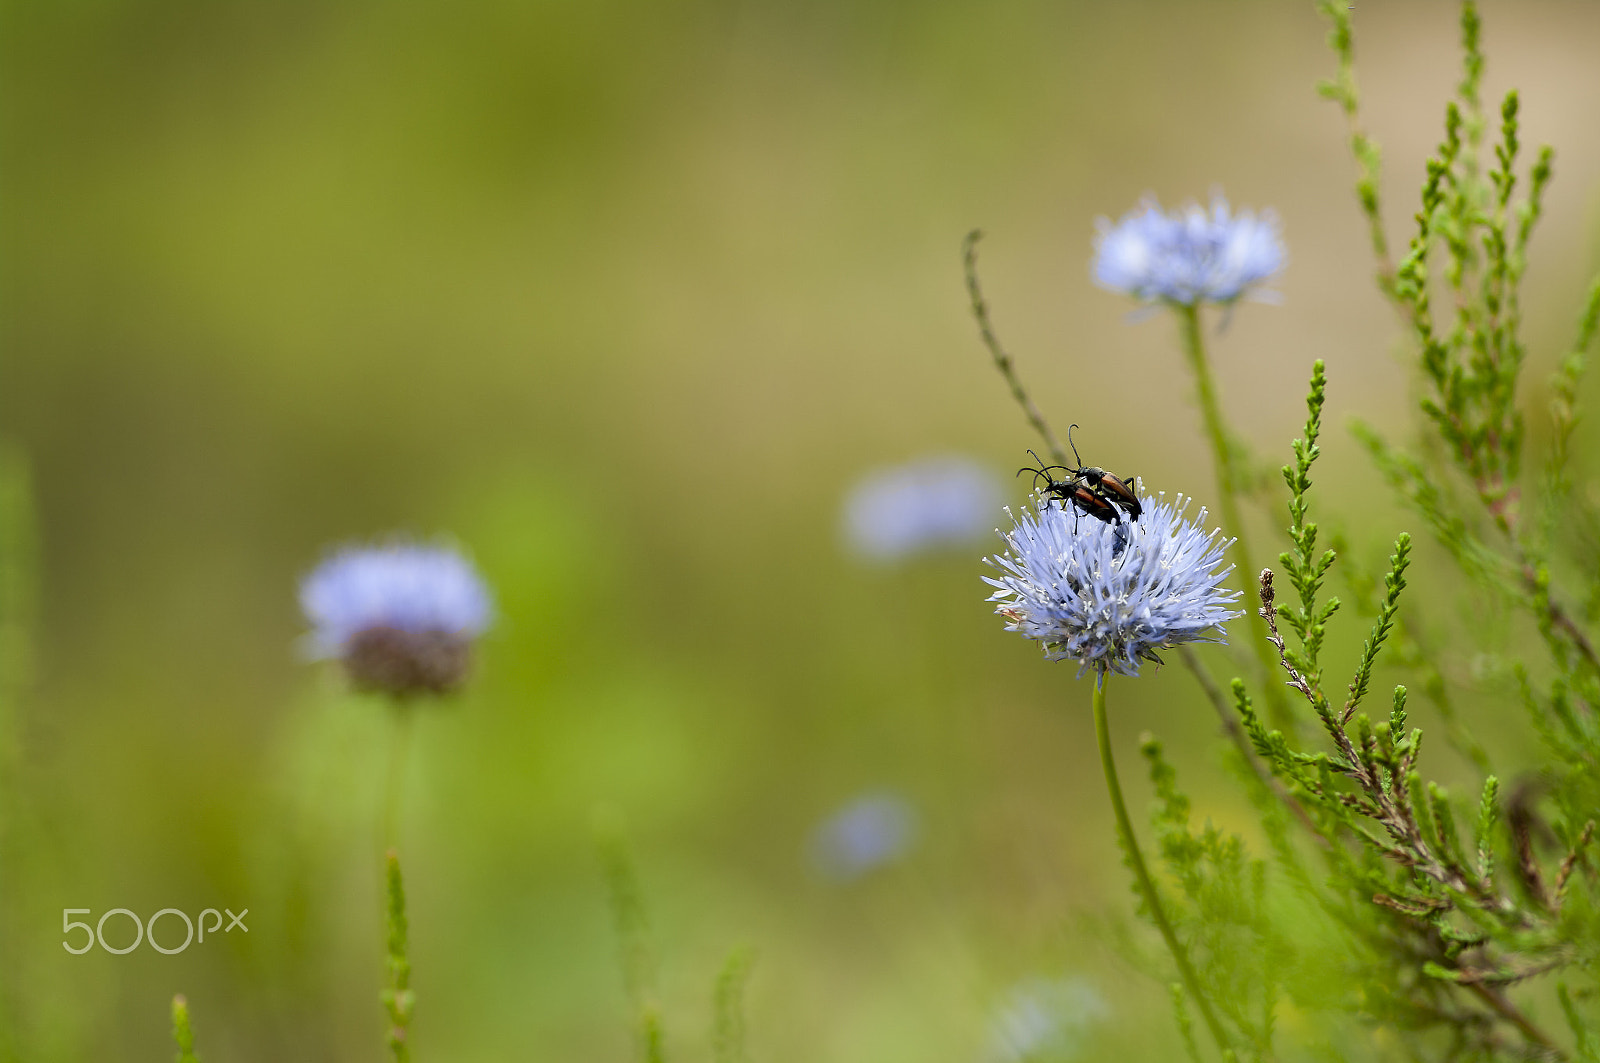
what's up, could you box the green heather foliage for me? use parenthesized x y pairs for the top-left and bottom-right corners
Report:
(596, 818), (757, 1063)
(170, 995), (199, 1063)
(382, 851), (415, 1063)
(595, 815), (668, 1063)
(1100, 3), (1600, 1057)
(4, 1), (1600, 1060)
(711, 945), (756, 1063)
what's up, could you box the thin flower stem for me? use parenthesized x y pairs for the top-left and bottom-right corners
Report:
(1093, 675), (1232, 1059)
(1177, 646), (1326, 846)
(962, 230), (1070, 469)
(1177, 304), (1290, 731)
(382, 701), (416, 848)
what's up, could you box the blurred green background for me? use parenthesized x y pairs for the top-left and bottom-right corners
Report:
(3, 0), (1600, 1059)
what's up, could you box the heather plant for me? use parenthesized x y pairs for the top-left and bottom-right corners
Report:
(296, 540), (493, 1057)
(965, 2), (1600, 1059)
(595, 815), (757, 1063)
(170, 994), (200, 1063)
(381, 849), (414, 1063)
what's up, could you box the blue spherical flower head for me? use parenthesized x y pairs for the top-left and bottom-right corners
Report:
(808, 792), (919, 883)
(1092, 194), (1284, 306)
(842, 455), (1004, 563)
(984, 492), (1243, 677)
(984, 977), (1109, 1063)
(300, 542), (493, 697)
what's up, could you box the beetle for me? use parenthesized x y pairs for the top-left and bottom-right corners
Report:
(1064, 424), (1142, 521)
(1017, 425), (1143, 528)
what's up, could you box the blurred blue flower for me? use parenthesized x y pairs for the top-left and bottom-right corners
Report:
(983, 492), (1242, 678)
(300, 541), (492, 696)
(982, 977), (1109, 1063)
(809, 793), (918, 882)
(1093, 194), (1284, 306)
(843, 456), (1004, 563)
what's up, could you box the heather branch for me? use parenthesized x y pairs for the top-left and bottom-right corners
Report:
(1261, 569), (1495, 902)
(1315, 0), (1397, 300)
(1259, 569), (1327, 722)
(1554, 820), (1595, 911)
(1343, 534), (1412, 725)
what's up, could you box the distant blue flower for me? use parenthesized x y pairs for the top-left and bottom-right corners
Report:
(809, 793), (918, 882)
(982, 977), (1109, 1063)
(843, 456), (1004, 563)
(1093, 195), (1284, 306)
(983, 492), (1242, 678)
(300, 541), (492, 696)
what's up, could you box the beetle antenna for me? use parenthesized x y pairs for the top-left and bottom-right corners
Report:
(1016, 449), (1048, 490)
(1067, 424), (1085, 471)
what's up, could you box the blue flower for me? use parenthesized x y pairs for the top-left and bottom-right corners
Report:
(983, 492), (1242, 677)
(808, 792), (918, 883)
(1092, 194), (1284, 306)
(300, 541), (492, 696)
(842, 456), (1004, 563)
(983, 977), (1109, 1063)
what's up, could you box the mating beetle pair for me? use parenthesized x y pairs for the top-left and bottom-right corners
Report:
(1019, 426), (1142, 529)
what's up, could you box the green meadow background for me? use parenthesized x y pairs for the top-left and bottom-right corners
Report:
(3, 0), (1599, 1059)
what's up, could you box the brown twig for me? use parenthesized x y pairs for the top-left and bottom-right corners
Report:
(1554, 820), (1595, 911)
(1527, 565), (1600, 674)
(1508, 780), (1551, 911)
(1453, 953), (1574, 988)
(1256, 570), (1322, 711)
(1374, 892), (1452, 916)
(1465, 982), (1567, 1060)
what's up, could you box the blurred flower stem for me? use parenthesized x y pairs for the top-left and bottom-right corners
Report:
(963, 230), (1069, 468)
(171, 994), (200, 1063)
(382, 702), (416, 849)
(1092, 675), (1230, 1059)
(383, 849), (414, 1063)
(1176, 304), (1289, 730)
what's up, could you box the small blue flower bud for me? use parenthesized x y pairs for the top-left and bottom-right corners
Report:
(842, 456), (1004, 563)
(300, 542), (492, 697)
(984, 977), (1109, 1063)
(808, 793), (919, 883)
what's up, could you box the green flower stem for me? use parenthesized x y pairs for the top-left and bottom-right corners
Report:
(382, 701), (416, 848)
(383, 849), (414, 1063)
(1093, 675), (1231, 1059)
(1177, 304), (1290, 731)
